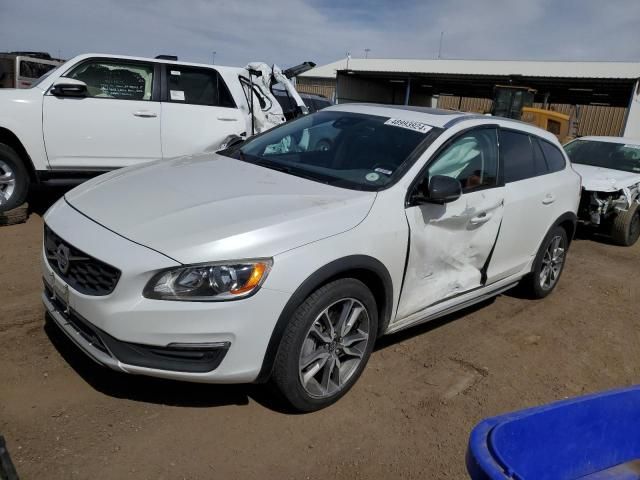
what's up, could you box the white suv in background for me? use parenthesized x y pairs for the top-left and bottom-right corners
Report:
(42, 105), (580, 411)
(0, 53), (308, 215)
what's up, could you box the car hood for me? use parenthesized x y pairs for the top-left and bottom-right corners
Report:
(572, 163), (640, 192)
(65, 154), (376, 264)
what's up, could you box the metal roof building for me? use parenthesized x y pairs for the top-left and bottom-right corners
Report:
(297, 58), (640, 138)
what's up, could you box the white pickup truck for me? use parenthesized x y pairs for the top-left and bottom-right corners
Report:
(0, 53), (311, 217)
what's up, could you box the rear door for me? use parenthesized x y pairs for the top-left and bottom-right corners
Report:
(397, 127), (505, 320)
(43, 58), (161, 169)
(160, 65), (244, 157)
(486, 129), (557, 282)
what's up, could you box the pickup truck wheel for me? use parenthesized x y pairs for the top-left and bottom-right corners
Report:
(271, 278), (378, 412)
(0, 143), (29, 214)
(611, 203), (640, 246)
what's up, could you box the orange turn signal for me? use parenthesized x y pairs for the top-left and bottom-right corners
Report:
(230, 262), (268, 295)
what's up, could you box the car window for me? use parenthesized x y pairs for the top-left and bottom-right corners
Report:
(428, 128), (498, 192)
(221, 110), (433, 190)
(168, 67), (235, 107)
(539, 140), (566, 173)
(501, 130), (537, 183)
(531, 137), (550, 175)
(313, 98), (332, 111)
(262, 116), (340, 155)
(19, 60), (57, 80)
(565, 139), (640, 174)
(66, 60), (154, 100)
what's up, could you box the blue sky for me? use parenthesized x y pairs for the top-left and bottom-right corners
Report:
(1, 0), (638, 68)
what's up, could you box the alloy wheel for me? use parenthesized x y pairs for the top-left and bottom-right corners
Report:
(0, 160), (16, 207)
(539, 235), (565, 290)
(298, 298), (370, 398)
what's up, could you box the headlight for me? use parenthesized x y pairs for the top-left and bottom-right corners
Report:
(143, 259), (272, 301)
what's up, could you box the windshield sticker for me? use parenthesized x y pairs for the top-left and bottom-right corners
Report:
(623, 144), (640, 150)
(374, 167), (393, 175)
(384, 118), (432, 134)
(170, 90), (185, 101)
(170, 70), (181, 76)
(365, 172), (381, 182)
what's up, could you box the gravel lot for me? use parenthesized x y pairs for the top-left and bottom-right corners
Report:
(1, 192), (639, 479)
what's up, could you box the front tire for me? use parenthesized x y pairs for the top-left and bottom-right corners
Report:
(0, 143), (30, 214)
(519, 226), (568, 299)
(271, 278), (378, 412)
(611, 203), (640, 246)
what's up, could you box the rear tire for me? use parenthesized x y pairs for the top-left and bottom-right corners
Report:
(271, 278), (378, 412)
(0, 143), (30, 214)
(519, 226), (568, 299)
(611, 203), (640, 246)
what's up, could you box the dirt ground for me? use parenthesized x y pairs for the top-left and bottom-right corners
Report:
(1, 192), (639, 479)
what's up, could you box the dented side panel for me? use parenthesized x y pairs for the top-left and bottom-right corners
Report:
(395, 188), (504, 321)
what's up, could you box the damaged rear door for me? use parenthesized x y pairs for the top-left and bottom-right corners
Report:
(396, 127), (504, 320)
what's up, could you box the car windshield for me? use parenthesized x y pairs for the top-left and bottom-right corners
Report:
(220, 110), (434, 190)
(565, 139), (640, 174)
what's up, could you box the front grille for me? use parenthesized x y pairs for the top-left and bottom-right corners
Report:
(44, 283), (110, 354)
(44, 225), (121, 296)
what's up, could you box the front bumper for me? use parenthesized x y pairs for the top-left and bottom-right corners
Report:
(42, 199), (292, 383)
(43, 284), (230, 373)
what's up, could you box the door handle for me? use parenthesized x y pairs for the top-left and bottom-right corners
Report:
(217, 117), (238, 121)
(470, 212), (493, 225)
(542, 194), (556, 205)
(133, 111), (158, 118)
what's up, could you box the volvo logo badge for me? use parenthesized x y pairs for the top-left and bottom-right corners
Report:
(55, 244), (71, 275)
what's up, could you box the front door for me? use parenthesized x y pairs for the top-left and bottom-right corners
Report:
(43, 58), (161, 170)
(396, 127), (505, 321)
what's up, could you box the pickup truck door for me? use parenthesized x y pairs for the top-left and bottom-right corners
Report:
(160, 65), (245, 158)
(42, 58), (162, 170)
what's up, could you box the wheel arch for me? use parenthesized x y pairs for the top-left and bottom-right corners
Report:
(255, 255), (394, 383)
(0, 127), (38, 183)
(553, 211), (578, 246)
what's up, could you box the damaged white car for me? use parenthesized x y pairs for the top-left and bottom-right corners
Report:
(42, 105), (580, 411)
(565, 137), (640, 246)
(0, 53), (313, 217)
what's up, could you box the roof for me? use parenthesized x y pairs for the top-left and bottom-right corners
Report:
(68, 53), (247, 75)
(576, 136), (640, 145)
(301, 58), (640, 80)
(326, 103), (465, 128)
(324, 103), (557, 142)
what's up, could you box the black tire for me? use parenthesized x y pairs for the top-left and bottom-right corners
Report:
(611, 203), (640, 246)
(519, 226), (569, 299)
(271, 278), (378, 412)
(0, 143), (30, 214)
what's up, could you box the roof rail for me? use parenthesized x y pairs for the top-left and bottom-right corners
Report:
(155, 55), (178, 61)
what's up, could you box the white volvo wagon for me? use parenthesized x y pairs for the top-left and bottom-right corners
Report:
(42, 104), (580, 411)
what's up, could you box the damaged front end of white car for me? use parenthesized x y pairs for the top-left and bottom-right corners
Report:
(566, 137), (640, 246)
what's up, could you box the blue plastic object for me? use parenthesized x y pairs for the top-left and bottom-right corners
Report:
(467, 386), (640, 480)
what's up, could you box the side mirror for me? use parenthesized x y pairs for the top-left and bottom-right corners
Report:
(50, 79), (88, 97)
(414, 175), (462, 205)
(427, 175), (462, 204)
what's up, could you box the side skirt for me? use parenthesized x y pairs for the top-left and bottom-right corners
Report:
(385, 278), (520, 335)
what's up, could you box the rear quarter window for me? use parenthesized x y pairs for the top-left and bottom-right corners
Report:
(539, 140), (566, 173)
(500, 130), (536, 183)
